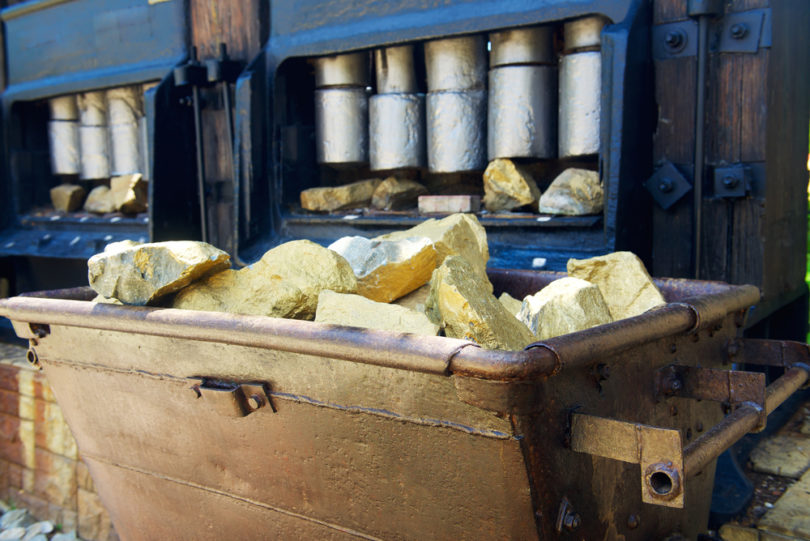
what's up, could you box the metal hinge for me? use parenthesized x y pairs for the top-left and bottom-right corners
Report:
(652, 8), (771, 60)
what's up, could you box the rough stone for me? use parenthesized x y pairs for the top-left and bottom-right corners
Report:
(49, 185), (85, 213)
(328, 236), (437, 303)
(518, 277), (613, 340)
(483, 158), (542, 212)
(78, 488), (114, 541)
(394, 284), (431, 313)
(83, 186), (115, 214)
(91, 295), (123, 305)
(300, 179), (382, 211)
(87, 241), (231, 305)
(426, 256), (535, 350)
(758, 469), (810, 538)
(315, 291), (439, 336)
(538, 168), (603, 216)
(109, 173), (147, 214)
(498, 292), (523, 319)
(174, 240), (357, 320)
(371, 177), (428, 210)
(0, 509), (33, 530)
(103, 239), (141, 253)
(749, 433), (810, 479)
(567, 251), (666, 320)
(51, 533), (78, 541)
(33, 448), (76, 509)
(375, 213), (491, 289)
(23, 521), (54, 540)
(0, 527), (26, 540)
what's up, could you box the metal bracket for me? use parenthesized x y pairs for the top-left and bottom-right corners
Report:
(727, 339), (810, 370)
(645, 161), (692, 209)
(713, 165), (751, 198)
(189, 378), (274, 417)
(652, 21), (698, 60)
(569, 414), (684, 508)
(718, 9), (770, 54)
(657, 365), (767, 430)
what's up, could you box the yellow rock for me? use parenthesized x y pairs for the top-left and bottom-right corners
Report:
(110, 173), (147, 214)
(328, 236), (437, 303)
(483, 158), (541, 212)
(375, 213), (490, 288)
(371, 177), (428, 210)
(517, 277), (612, 339)
(50, 184), (86, 212)
(300, 179), (382, 211)
(253, 240), (357, 318)
(83, 185), (115, 214)
(498, 292), (523, 319)
(315, 290), (439, 335)
(538, 168), (603, 215)
(567, 251), (665, 320)
(394, 284), (431, 313)
(172, 268), (307, 319)
(426, 256), (535, 350)
(91, 294), (122, 305)
(88, 241), (231, 305)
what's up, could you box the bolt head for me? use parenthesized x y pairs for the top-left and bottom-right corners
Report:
(671, 378), (682, 391)
(723, 175), (740, 189)
(247, 394), (264, 410)
(627, 514), (640, 529)
(664, 30), (686, 51)
(659, 178), (675, 193)
(730, 23), (748, 39)
(564, 512), (581, 530)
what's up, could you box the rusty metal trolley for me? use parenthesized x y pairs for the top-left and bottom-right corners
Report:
(1, 269), (808, 539)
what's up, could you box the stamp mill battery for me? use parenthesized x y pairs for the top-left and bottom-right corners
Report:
(77, 90), (110, 180)
(488, 26), (557, 160)
(47, 95), (80, 176)
(313, 52), (369, 166)
(369, 45), (425, 171)
(424, 35), (487, 173)
(559, 16), (607, 158)
(106, 86), (144, 176)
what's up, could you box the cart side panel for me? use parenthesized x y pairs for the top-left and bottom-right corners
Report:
(42, 351), (538, 539)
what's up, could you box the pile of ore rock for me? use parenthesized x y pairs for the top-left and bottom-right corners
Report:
(299, 159), (603, 216)
(0, 507), (79, 541)
(87, 213), (665, 351)
(49, 174), (147, 215)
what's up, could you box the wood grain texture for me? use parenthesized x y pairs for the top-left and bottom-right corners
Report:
(653, 57), (696, 164)
(190, 0), (267, 61)
(653, 0), (688, 24)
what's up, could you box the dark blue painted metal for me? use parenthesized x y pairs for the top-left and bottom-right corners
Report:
(249, 0), (653, 272)
(1, 0), (187, 102)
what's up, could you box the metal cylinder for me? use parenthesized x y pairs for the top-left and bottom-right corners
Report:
(48, 121), (80, 175)
(426, 89), (486, 172)
(564, 16), (608, 50)
(107, 87), (143, 125)
(375, 45), (417, 94)
(424, 36), (487, 91)
(559, 51), (601, 157)
(49, 95), (78, 121)
(77, 91), (107, 126)
(48, 95), (80, 175)
(369, 93), (425, 170)
(79, 126), (110, 179)
(109, 123), (142, 176)
(139, 116), (150, 180)
(314, 88), (368, 165)
(106, 86), (143, 176)
(488, 66), (556, 160)
(313, 52), (369, 87)
(489, 26), (554, 67)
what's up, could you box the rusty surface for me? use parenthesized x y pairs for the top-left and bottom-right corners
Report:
(728, 338), (810, 369)
(570, 413), (685, 507)
(0, 270), (796, 539)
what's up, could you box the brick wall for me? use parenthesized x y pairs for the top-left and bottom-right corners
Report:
(0, 344), (116, 540)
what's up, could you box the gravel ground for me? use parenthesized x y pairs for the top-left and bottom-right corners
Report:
(0, 505), (82, 541)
